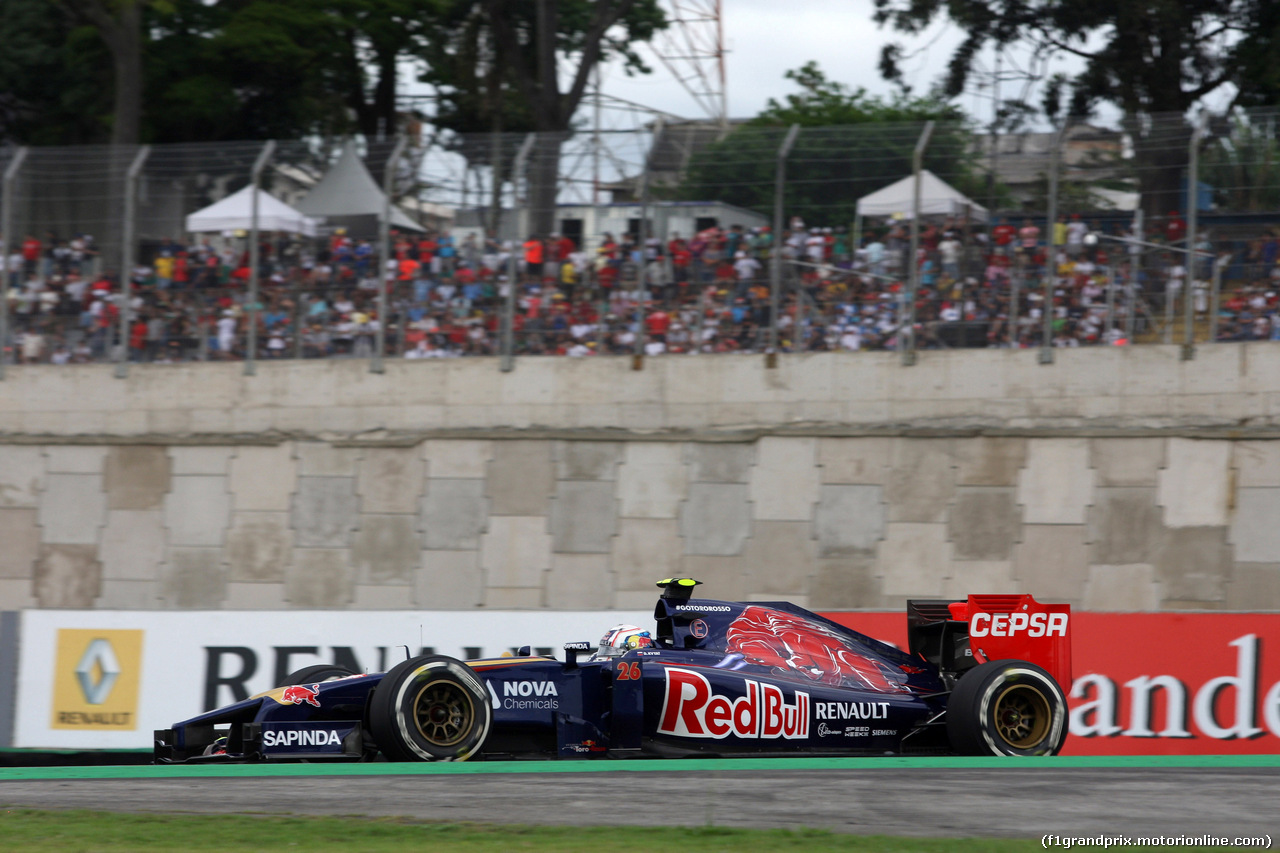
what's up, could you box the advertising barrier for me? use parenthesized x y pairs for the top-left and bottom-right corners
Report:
(11, 609), (1280, 754)
(13, 610), (650, 750)
(821, 612), (1280, 756)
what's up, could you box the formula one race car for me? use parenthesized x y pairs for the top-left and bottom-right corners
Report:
(153, 579), (1071, 763)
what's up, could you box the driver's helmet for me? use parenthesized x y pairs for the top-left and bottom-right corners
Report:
(596, 624), (653, 657)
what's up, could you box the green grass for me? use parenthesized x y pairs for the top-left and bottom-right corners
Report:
(0, 810), (1241, 852)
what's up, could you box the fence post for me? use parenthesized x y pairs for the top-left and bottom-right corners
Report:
(500, 250), (516, 372)
(903, 120), (935, 367)
(292, 278), (305, 360)
(1126, 209), (1141, 342)
(0, 147), (28, 380)
(1209, 253), (1228, 343)
(245, 140), (275, 377)
(1040, 121), (1069, 364)
(1008, 270), (1021, 348)
(634, 118), (664, 371)
(794, 278), (807, 352)
(115, 145), (151, 379)
(512, 134), (536, 246)
(1124, 264), (1137, 343)
(766, 124), (801, 369)
(373, 134), (408, 375)
(1105, 263), (1117, 343)
(1182, 118), (1205, 361)
(694, 285), (706, 354)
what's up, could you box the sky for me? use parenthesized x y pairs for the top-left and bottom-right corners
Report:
(596, 1), (977, 124)
(402, 1), (1086, 133)
(596, 1), (1237, 129)
(409, 1), (1091, 204)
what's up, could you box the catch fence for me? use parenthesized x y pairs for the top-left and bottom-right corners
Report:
(3, 109), (1280, 376)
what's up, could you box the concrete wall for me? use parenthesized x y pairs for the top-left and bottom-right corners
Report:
(2, 344), (1280, 437)
(2, 344), (1280, 612)
(2, 434), (1278, 612)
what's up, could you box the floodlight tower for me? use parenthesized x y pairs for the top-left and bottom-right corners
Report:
(651, 0), (727, 128)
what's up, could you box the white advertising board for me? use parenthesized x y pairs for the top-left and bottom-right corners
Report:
(14, 609), (650, 750)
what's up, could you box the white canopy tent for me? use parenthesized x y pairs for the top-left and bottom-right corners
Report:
(185, 185), (317, 236)
(855, 170), (988, 223)
(296, 142), (424, 236)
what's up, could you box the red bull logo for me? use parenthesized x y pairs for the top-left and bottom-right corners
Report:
(657, 667), (809, 740)
(279, 683), (321, 708)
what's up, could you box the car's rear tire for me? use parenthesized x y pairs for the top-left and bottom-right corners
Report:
(369, 655), (491, 761)
(946, 660), (1067, 756)
(276, 665), (356, 688)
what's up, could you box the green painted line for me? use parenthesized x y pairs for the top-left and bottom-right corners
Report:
(1, 754), (1278, 782)
(0, 748), (150, 754)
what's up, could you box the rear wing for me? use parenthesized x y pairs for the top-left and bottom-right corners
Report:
(907, 594), (1071, 689)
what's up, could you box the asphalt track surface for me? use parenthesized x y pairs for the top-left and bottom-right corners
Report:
(2, 757), (1278, 839)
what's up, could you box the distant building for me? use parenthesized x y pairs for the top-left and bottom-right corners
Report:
(970, 123), (1135, 211)
(609, 120), (1136, 213)
(452, 200), (768, 251)
(600, 119), (743, 202)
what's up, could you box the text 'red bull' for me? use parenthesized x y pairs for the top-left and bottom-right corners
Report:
(658, 667), (809, 739)
(279, 684), (321, 708)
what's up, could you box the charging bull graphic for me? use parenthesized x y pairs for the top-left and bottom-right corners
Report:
(279, 684), (322, 708)
(725, 606), (910, 693)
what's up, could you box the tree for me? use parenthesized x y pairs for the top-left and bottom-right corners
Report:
(2, 0), (447, 146)
(0, 0), (112, 145)
(419, 2), (537, 138)
(329, 0), (445, 141)
(675, 63), (977, 227)
(755, 62), (964, 127)
(1200, 113), (1280, 212)
(57, 0), (154, 146)
(479, 0), (667, 237)
(415, 2), (539, 234)
(1233, 0), (1280, 108)
(147, 0), (444, 143)
(144, 0), (352, 142)
(874, 0), (1260, 217)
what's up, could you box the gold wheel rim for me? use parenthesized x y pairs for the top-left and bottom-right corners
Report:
(411, 679), (474, 747)
(992, 683), (1051, 749)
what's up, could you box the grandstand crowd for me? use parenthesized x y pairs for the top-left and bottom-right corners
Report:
(3, 211), (1279, 364)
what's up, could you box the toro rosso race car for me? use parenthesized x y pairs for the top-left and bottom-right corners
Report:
(154, 579), (1071, 763)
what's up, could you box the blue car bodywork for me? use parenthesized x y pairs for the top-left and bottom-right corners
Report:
(153, 580), (1070, 762)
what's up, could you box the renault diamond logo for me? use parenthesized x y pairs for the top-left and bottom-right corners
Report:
(53, 628), (143, 730)
(75, 638), (120, 705)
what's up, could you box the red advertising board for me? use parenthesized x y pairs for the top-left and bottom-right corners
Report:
(821, 611), (1280, 755)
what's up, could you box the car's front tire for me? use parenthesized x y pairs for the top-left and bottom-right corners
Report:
(946, 660), (1067, 756)
(368, 655), (491, 761)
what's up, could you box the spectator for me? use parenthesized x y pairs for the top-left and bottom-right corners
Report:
(215, 310), (237, 358)
(1, 207), (1249, 366)
(1017, 219), (1041, 264)
(21, 234), (41, 277)
(152, 251), (173, 289)
(1066, 214), (1088, 258)
(523, 234), (545, 281)
(992, 217), (1016, 257)
(733, 251), (761, 295)
(938, 234), (961, 280)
